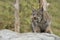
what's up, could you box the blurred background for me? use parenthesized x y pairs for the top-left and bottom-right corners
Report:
(0, 0), (60, 36)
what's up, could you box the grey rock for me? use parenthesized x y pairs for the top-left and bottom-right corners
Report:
(0, 29), (60, 40)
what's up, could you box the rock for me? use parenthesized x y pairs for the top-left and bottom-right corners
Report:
(0, 29), (60, 40)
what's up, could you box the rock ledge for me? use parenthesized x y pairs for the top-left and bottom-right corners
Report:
(0, 29), (60, 40)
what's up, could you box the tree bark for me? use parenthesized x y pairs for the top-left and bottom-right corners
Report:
(39, 0), (49, 11)
(14, 0), (20, 32)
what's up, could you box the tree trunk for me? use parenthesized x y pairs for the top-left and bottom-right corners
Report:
(14, 0), (20, 32)
(39, 0), (49, 11)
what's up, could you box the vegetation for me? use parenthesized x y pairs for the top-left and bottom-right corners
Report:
(0, 0), (60, 36)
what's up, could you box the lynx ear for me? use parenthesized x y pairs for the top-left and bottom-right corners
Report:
(32, 8), (36, 12)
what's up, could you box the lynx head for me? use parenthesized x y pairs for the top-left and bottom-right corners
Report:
(32, 9), (42, 22)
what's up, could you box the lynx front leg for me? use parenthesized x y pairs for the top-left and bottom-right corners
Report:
(32, 24), (41, 33)
(31, 23), (37, 33)
(32, 26), (41, 33)
(45, 26), (53, 34)
(35, 27), (41, 33)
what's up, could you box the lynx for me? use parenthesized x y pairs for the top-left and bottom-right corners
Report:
(31, 8), (52, 33)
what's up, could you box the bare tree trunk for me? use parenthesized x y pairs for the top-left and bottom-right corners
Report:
(39, 0), (49, 11)
(14, 0), (20, 32)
